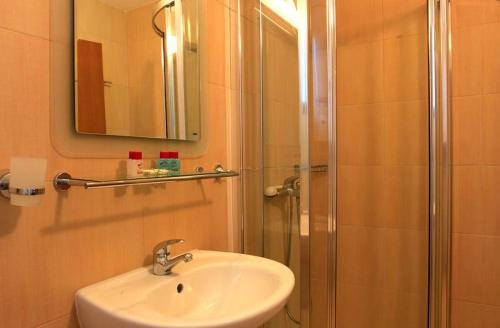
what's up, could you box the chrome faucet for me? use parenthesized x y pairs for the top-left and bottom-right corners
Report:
(153, 239), (193, 275)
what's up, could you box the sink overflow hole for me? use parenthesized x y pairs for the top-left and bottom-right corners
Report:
(177, 284), (184, 293)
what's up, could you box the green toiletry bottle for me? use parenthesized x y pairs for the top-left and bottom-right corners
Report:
(166, 152), (180, 176)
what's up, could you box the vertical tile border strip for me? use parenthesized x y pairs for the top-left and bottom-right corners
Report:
(326, 0), (337, 327)
(428, 0), (452, 327)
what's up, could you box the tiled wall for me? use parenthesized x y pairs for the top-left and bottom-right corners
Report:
(126, 3), (167, 137)
(336, 0), (429, 327)
(450, 0), (500, 327)
(0, 0), (235, 327)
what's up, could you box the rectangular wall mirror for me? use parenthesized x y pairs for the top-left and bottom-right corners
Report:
(74, 0), (201, 141)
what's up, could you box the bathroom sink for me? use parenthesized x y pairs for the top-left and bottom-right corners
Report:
(75, 250), (295, 328)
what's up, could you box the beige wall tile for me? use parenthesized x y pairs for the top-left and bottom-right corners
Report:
(383, 0), (427, 38)
(483, 0), (500, 24)
(451, 5), (500, 324)
(483, 304), (500, 328)
(482, 94), (500, 164)
(142, 181), (218, 259)
(451, 300), (484, 328)
(482, 166), (500, 236)
(384, 101), (428, 165)
(483, 23), (500, 94)
(452, 234), (484, 303)
(337, 165), (386, 227)
(0, 1), (49, 39)
(452, 301), (500, 328)
(382, 290), (427, 328)
(206, 0), (226, 87)
(384, 165), (428, 230)
(452, 166), (485, 234)
(338, 104), (385, 165)
(337, 225), (385, 288)
(482, 236), (500, 306)
(337, 0), (383, 46)
(338, 165), (428, 231)
(452, 25), (483, 96)
(383, 229), (428, 294)
(452, 96), (482, 165)
(452, 0), (484, 29)
(0, 29), (50, 168)
(337, 41), (384, 106)
(383, 34), (428, 102)
(37, 313), (79, 328)
(336, 283), (386, 328)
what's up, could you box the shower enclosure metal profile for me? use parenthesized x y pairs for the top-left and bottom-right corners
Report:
(326, 0), (337, 327)
(427, 0), (452, 327)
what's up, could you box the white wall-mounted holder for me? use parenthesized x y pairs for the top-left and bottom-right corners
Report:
(0, 157), (48, 206)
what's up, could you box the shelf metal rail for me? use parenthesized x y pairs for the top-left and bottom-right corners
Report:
(53, 165), (239, 191)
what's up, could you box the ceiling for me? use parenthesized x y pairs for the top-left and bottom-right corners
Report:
(97, 0), (159, 11)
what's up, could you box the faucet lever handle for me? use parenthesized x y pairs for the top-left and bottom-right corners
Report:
(153, 239), (185, 256)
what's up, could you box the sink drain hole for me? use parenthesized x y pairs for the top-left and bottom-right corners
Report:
(177, 284), (184, 293)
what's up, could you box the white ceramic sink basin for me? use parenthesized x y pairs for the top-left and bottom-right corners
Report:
(75, 250), (295, 328)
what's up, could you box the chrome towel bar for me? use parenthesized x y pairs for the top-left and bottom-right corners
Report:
(53, 165), (239, 191)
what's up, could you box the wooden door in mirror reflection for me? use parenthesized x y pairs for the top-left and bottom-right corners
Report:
(77, 39), (106, 134)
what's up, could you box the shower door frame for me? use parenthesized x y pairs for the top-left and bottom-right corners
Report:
(427, 0), (452, 327)
(324, 0), (452, 327)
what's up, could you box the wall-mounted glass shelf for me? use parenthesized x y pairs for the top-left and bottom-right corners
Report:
(53, 165), (238, 191)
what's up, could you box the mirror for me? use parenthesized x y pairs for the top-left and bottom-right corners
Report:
(74, 0), (200, 141)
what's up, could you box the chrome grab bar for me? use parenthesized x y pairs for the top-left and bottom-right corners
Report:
(53, 165), (238, 191)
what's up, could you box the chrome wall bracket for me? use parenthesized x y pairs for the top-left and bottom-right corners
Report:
(0, 172), (46, 199)
(0, 172), (10, 199)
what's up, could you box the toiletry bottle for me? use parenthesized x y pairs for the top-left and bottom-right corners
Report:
(166, 152), (180, 176)
(127, 151), (143, 178)
(157, 152), (170, 171)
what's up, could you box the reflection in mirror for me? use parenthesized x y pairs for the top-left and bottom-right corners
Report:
(153, 0), (199, 140)
(74, 0), (200, 140)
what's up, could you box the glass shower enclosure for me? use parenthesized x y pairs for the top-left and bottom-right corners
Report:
(239, 0), (451, 327)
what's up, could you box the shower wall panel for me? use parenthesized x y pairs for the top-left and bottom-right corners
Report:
(335, 0), (430, 327)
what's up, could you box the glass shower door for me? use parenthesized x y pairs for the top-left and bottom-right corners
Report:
(241, 0), (307, 327)
(335, 0), (430, 327)
(261, 5), (302, 326)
